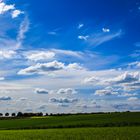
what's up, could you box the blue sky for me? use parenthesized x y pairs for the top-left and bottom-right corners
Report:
(0, 0), (140, 113)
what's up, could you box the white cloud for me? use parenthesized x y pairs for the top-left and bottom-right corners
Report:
(0, 77), (4, 80)
(35, 88), (49, 94)
(128, 61), (140, 69)
(16, 17), (30, 48)
(127, 97), (139, 102)
(78, 35), (89, 41)
(66, 63), (84, 70)
(11, 9), (23, 18)
(0, 2), (15, 14)
(95, 89), (118, 96)
(0, 96), (12, 101)
(50, 98), (78, 104)
(84, 76), (100, 84)
(111, 72), (140, 84)
(51, 49), (83, 58)
(25, 51), (55, 62)
(18, 60), (85, 75)
(0, 50), (16, 59)
(88, 30), (122, 47)
(78, 24), (84, 29)
(0, 1), (23, 19)
(102, 28), (110, 33)
(56, 88), (77, 95)
(18, 60), (65, 75)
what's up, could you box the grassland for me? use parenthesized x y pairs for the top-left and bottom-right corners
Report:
(0, 112), (140, 130)
(0, 112), (139, 140)
(0, 127), (139, 140)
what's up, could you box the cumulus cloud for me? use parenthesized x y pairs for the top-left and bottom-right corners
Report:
(0, 1), (15, 14)
(18, 60), (65, 75)
(57, 88), (77, 94)
(34, 88), (77, 95)
(18, 60), (84, 75)
(35, 88), (49, 94)
(50, 98), (78, 103)
(84, 76), (100, 84)
(95, 89), (118, 96)
(0, 50), (16, 59)
(25, 51), (55, 62)
(0, 96), (12, 101)
(66, 63), (84, 70)
(0, 1), (22, 18)
(111, 72), (140, 84)
(11, 9), (23, 18)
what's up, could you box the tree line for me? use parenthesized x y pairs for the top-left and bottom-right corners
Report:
(0, 111), (132, 118)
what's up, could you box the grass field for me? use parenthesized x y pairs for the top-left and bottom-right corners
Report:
(0, 112), (140, 140)
(0, 112), (140, 130)
(0, 127), (139, 140)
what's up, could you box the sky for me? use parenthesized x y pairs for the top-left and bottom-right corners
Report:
(0, 0), (140, 114)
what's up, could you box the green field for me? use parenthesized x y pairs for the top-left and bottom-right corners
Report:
(0, 112), (140, 129)
(0, 127), (139, 140)
(0, 112), (140, 139)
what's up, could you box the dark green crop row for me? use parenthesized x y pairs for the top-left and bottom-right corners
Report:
(0, 112), (139, 130)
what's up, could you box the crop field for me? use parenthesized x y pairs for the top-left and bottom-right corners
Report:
(0, 112), (139, 140)
(0, 127), (139, 140)
(0, 112), (140, 130)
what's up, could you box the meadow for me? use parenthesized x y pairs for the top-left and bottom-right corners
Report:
(0, 127), (139, 140)
(0, 112), (139, 140)
(0, 112), (140, 130)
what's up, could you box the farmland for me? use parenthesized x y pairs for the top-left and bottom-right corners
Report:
(0, 127), (139, 140)
(0, 112), (139, 139)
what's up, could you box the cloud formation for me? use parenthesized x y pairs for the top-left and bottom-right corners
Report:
(25, 51), (55, 62)
(0, 1), (22, 18)
(16, 17), (30, 48)
(18, 60), (84, 75)
(50, 98), (78, 103)
(0, 96), (12, 101)
(35, 88), (49, 94)
(102, 28), (110, 33)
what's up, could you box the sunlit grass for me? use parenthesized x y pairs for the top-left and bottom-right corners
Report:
(0, 127), (139, 140)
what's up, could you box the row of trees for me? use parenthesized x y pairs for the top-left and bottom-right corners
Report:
(0, 112), (45, 117)
(0, 111), (131, 118)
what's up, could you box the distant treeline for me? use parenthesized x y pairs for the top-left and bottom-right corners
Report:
(0, 111), (135, 118)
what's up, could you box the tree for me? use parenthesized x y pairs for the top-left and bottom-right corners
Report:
(0, 113), (3, 117)
(5, 113), (9, 117)
(17, 112), (23, 117)
(12, 113), (16, 117)
(45, 113), (48, 116)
